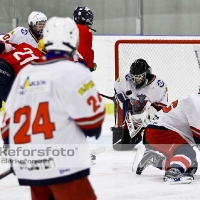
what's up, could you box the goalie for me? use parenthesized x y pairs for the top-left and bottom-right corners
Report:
(112, 58), (168, 150)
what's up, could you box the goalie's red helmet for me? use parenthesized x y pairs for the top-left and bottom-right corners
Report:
(130, 59), (152, 89)
(73, 6), (94, 27)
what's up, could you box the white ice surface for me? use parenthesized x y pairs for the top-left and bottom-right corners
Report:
(0, 115), (200, 200)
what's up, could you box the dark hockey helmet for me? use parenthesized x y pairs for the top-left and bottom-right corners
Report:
(130, 59), (152, 89)
(73, 6), (94, 27)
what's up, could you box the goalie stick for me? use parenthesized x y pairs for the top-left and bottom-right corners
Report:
(0, 169), (12, 180)
(100, 90), (132, 101)
(100, 93), (114, 101)
(100, 93), (118, 125)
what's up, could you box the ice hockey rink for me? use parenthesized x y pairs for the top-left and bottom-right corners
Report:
(0, 114), (200, 200)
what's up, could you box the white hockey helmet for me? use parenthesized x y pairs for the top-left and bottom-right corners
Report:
(28, 11), (47, 38)
(28, 11), (47, 26)
(43, 16), (79, 53)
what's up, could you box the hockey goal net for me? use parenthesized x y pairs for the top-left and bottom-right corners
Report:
(115, 38), (200, 126)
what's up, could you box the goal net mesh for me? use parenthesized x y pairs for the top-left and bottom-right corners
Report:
(114, 39), (200, 125)
(115, 39), (200, 104)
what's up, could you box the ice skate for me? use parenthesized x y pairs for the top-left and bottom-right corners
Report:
(164, 168), (194, 184)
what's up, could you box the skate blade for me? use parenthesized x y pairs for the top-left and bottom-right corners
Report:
(164, 176), (193, 184)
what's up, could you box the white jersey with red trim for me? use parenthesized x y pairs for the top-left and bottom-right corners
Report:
(151, 94), (200, 145)
(1, 58), (105, 185)
(114, 72), (168, 109)
(1, 27), (38, 47)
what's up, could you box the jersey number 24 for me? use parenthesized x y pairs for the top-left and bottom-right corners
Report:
(14, 102), (55, 144)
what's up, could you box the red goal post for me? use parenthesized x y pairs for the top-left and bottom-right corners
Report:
(114, 38), (200, 126)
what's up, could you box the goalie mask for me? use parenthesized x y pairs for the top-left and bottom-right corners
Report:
(73, 6), (94, 27)
(130, 59), (152, 89)
(43, 17), (79, 54)
(28, 11), (47, 39)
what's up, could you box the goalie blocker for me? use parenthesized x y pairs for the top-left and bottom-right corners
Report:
(111, 92), (142, 151)
(111, 92), (157, 151)
(111, 126), (142, 151)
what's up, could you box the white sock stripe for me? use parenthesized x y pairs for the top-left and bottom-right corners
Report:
(170, 161), (186, 171)
(173, 154), (192, 166)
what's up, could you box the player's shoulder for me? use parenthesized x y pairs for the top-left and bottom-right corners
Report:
(18, 42), (36, 49)
(181, 94), (200, 103)
(147, 74), (166, 88)
(178, 94), (200, 112)
(17, 42), (42, 56)
(77, 24), (91, 34)
(117, 71), (131, 82)
(66, 61), (92, 80)
(38, 59), (91, 76)
(49, 61), (92, 89)
(77, 24), (89, 30)
(12, 27), (29, 35)
(68, 61), (91, 74)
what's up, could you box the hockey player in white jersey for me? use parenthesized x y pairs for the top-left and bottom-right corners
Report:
(1, 11), (47, 48)
(113, 59), (168, 150)
(1, 16), (105, 200)
(136, 94), (200, 184)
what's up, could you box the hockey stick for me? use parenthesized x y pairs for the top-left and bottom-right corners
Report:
(100, 93), (118, 125)
(100, 93), (114, 101)
(100, 90), (133, 101)
(0, 169), (12, 180)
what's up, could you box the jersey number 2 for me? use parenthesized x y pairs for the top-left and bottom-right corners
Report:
(14, 102), (55, 144)
(87, 93), (102, 112)
(13, 47), (39, 66)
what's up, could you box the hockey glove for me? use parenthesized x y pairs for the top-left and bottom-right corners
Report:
(93, 63), (97, 70)
(130, 98), (148, 114)
(90, 63), (97, 72)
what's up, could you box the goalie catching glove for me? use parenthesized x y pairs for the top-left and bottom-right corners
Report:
(130, 95), (149, 114)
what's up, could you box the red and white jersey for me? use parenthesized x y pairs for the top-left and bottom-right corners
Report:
(1, 58), (105, 185)
(1, 27), (39, 48)
(150, 94), (200, 145)
(114, 72), (168, 109)
(0, 42), (43, 77)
